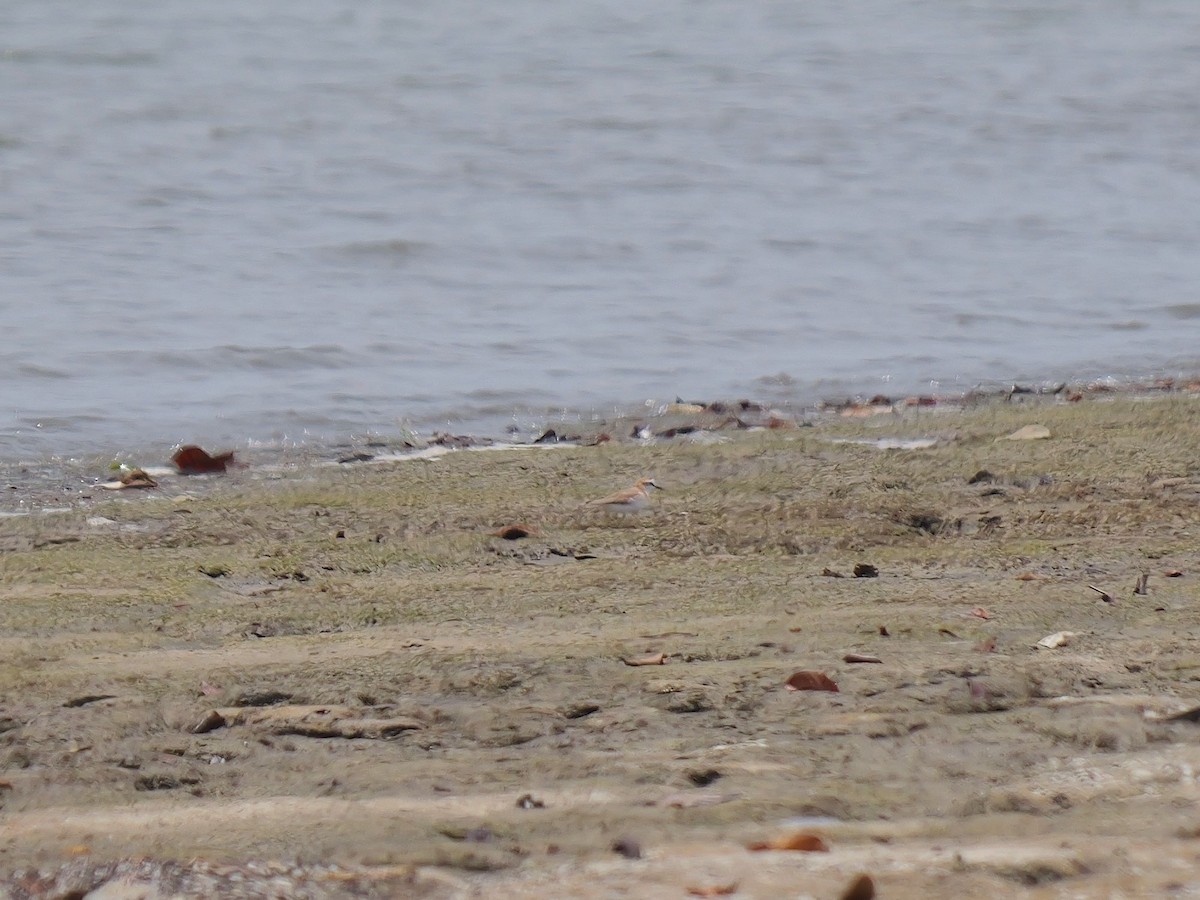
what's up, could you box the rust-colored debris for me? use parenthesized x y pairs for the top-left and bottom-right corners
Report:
(493, 523), (540, 540)
(172, 445), (236, 475)
(840, 874), (876, 900)
(785, 671), (839, 692)
(610, 838), (641, 859)
(120, 468), (157, 488)
(191, 705), (423, 739)
(686, 884), (739, 897)
(623, 652), (667, 667)
(747, 832), (829, 852)
(101, 468), (159, 490)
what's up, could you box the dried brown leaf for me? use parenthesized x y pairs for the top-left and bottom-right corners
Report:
(747, 832), (829, 852)
(686, 884), (739, 897)
(190, 710), (227, 734)
(623, 652), (667, 667)
(172, 445), (236, 475)
(119, 468), (158, 488)
(785, 671), (839, 692)
(840, 874), (876, 900)
(493, 523), (540, 540)
(656, 791), (738, 809)
(840, 404), (892, 418)
(516, 793), (545, 809)
(611, 838), (641, 859)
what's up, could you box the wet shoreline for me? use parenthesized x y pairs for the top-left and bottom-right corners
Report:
(2, 392), (1200, 896)
(2, 373), (1197, 519)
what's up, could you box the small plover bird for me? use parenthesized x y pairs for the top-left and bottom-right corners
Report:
(588, 477), (664, 515)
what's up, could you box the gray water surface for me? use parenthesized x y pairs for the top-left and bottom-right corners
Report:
(3, 1), (1199, 458)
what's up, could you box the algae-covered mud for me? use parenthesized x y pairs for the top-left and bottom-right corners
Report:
(3, 397), (1200, 898)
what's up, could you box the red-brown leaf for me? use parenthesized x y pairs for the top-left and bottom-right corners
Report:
(172, 445), (236, 475)
(686, 884), (739, 897)
(840, 874), (876, 900)
(785, 671), (839, 692)
(747, 832), (829, 852)
(493, 523), (540, 540)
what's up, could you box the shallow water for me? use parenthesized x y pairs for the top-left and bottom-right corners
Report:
(3, 1), (1200, 459)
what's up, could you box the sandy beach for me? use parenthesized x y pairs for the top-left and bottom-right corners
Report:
(2, 394), (1200, 898)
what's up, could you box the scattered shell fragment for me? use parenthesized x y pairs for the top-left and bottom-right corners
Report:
(190, 705), (423, 739)
(654, 791), (739, 809)
(1036, 631), (1076, 649)
(623, 652), (667, 667)
(999, 424), (1050, 441)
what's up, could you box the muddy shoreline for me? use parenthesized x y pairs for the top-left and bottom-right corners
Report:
(2, 392), (1200, 897)
(2, 374), (1194, 517)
